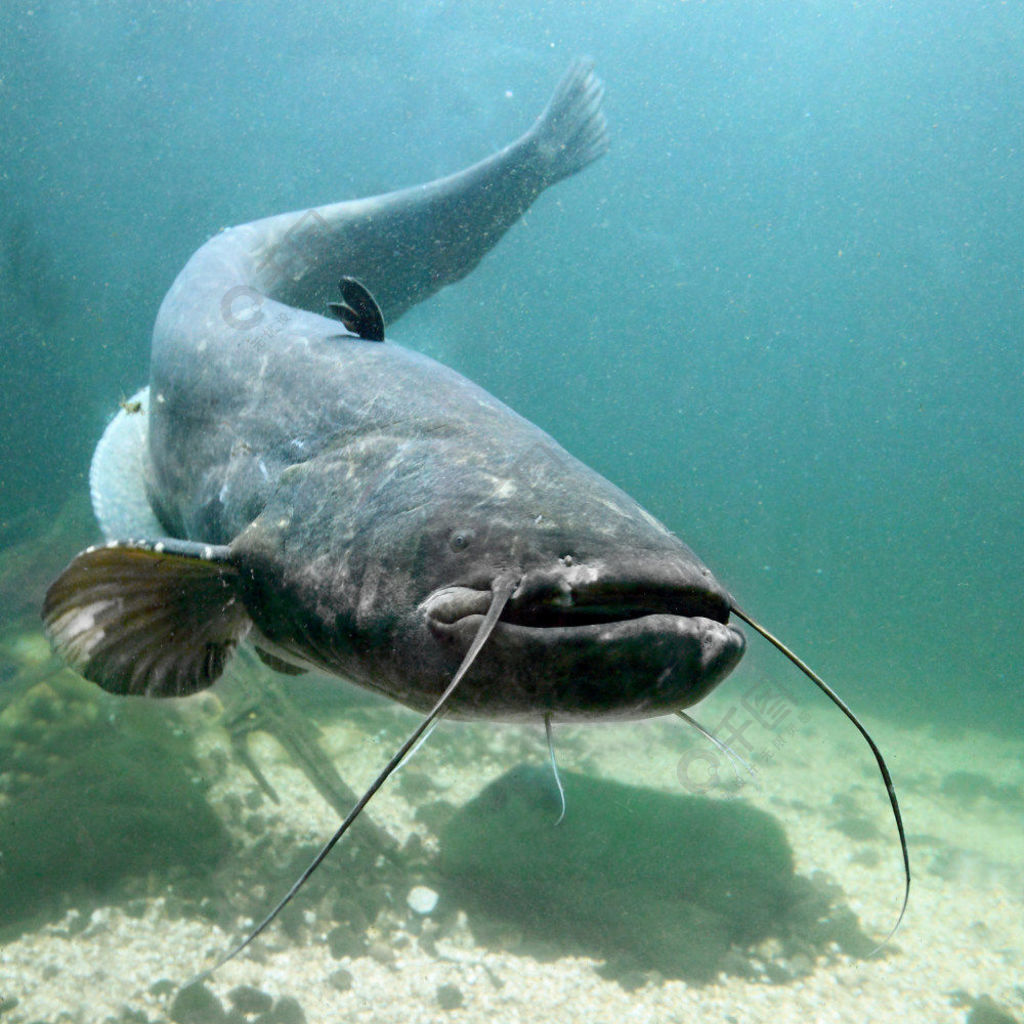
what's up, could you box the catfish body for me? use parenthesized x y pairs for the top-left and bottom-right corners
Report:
(44, 61), (745, 721)
(42, 60), (910, 958)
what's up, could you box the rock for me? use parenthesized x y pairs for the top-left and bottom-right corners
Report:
(368, 940), (396, 964)
(264, 995), (307, 1024)
(965, 995), (1021, 1024)
(169, 981), (226, 1024)
(0, 675), (230, 931)
(226, 985), (273, 1014)
(436, 984), (463, 1010)
(124, 899), (149, 919)
(328, 968), (354, 992)
(116, 1008), (149, 1023)
(327, 924), (366, 959)
(407, 885), (439, 915)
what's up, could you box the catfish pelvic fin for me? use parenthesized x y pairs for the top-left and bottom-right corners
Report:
(254, 646), (308, 676)
(327, 276), (385, 341)
(42, 538), (250, 698)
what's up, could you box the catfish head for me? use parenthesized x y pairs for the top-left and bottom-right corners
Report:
(219, 424), (745, 721)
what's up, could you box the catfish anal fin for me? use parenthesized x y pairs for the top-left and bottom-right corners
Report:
(327, 277), (385, 342)
(42, 539), (250, 698)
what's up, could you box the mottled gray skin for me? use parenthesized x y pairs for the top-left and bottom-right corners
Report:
(142, 62), (744, 720)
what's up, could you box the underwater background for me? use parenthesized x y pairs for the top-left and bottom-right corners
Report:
(1, 2), (1022, 1022)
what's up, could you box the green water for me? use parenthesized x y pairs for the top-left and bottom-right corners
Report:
(1, 2), (1021, 1020)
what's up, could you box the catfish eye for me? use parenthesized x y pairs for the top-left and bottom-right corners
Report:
(449, 529), (474, 551)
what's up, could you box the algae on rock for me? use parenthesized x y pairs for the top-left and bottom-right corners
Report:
(0, 671), (230, 930)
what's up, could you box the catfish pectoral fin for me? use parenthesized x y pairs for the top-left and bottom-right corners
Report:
(42, 538), (250, 698)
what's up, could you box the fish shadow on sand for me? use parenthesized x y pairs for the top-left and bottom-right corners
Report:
(437, 765), (876, 986)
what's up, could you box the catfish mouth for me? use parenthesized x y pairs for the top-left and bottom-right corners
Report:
(419, 568), (745, 719)
(422, 574), (735, 639)
(500, 589), (722, 629)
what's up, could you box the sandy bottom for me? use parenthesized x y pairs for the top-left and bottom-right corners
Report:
(1, 675), (1021, 1024)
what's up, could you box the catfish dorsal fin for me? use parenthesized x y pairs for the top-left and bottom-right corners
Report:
(42, 538), (250, 698)
(327, 277), (385, 341)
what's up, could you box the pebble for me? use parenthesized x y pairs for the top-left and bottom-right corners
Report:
(1, 710), (1021, 1024)
(328, 967), (354, 992)
(407, 885), (439, 915)
(266, 995), (307, 1024)
(169, 981), (226, 1024)
(436, 983), (464, 1010)
(966, 995), (1021, 1024)
(327, 924), (366, 959)
(227, 984), (273, 1014)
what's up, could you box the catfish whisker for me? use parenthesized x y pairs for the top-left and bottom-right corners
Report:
(196, 573), (519, 979)
(544, 712), (567, 825)
(675, 708), (759, 786)
(399, 710), (446, 769)
(730, 602), (910, 953)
